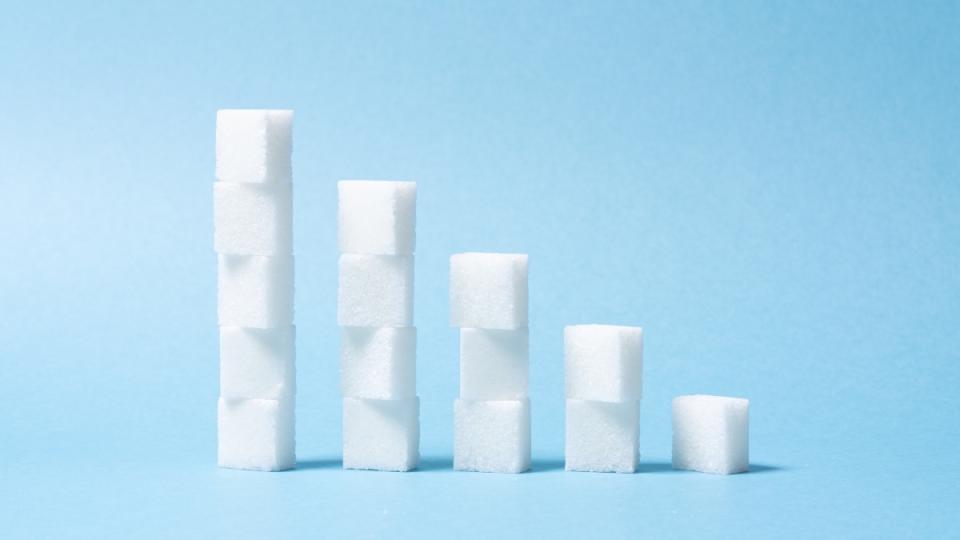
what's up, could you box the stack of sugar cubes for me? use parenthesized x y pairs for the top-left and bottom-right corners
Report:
(450, 253), (531, 473)
(337, 181), (419, 471)
(214, 110), (296, 471)
(564, 325), (644, 473)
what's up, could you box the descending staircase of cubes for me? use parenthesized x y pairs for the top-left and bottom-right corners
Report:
(212, 109), (750, 475)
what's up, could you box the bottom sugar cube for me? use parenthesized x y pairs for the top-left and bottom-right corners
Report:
(565, 399), (639, 473)
(454, 399), (530, 473)
(342, 397), (419, 472)
(672, 394), (749, 475)
(218, 397), (295, 471)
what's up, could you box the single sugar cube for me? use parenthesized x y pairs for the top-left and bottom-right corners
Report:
(337, 254), (413, 327)
(338, 180), (416, 255)
(459, 328), (529, 400)
(450, 253), (528, 330)
(672, 395), (749, 475)
(565, 399), (640, 473)
(341, 327), (416, 400)
(213, 182), (293, 255)
(218, 254), (294, 328)
(220, 326), (296, 400)
(564, 324), (643, 402)
(454, 399), (530, 473)
(342, 397), (419, 472)
(218, 397), (295, 471)
(215, 109), (292, 184)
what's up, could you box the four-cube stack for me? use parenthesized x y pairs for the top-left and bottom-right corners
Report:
(338, 181), (419, 471)
(451, 253), (531, 473)
(214, 110), (296, 471)
(564, 324), (644, 473)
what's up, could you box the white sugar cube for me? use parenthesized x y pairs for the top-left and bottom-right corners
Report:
(459, 328), (528, 400)
(215, 109), (292, 184)
(213, 182), (292, 255)
(337, 254), (413, 327)
(220, 326), (296, 400)
(217, 254), (294, 328)
(672, 395), (749, 475)
(342, 397), (419, 472)
(565, 399), (639, 473)
(450, 253), (528, 330)
(338, 180), (416, 255)
(218, 397), (295, 471)
(564, 325), (643, 402)
(341, 327), (416, 400)
(454, 399), (530, 473)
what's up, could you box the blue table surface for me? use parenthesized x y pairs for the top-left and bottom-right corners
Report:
(1, 2), (957, 538)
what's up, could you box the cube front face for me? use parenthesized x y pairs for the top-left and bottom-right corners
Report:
(217, 254), (295, 328)
(217, 397), (295, 471)
(449, 253), (528, 330)
(564, 325), (643, 402)
(213, 182), (293, 255)
(459, 328), (529, 400)
(215, 110), (293, 184)
(672, 395), (749, 475)
(340, 327), (416, 399)
(338, 181), (416, 255)
(337, 254), (414, 327)
(453, 399), (531, 473)
(220, 326), (296, 400)
(342, 398), (420, 472)
(565, 399), (639, 473)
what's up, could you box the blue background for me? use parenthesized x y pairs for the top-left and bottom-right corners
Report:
(1, 1), (957, 538)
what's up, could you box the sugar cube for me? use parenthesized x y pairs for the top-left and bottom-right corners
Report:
(342, 397), (419, 472)
(217, 254), (294, 328)
(672, 395), (749, 475)
(337, 254), (413, 327)
(565, 399), (639, 473)
(450, 253), (528, 329)
(338, 180), (416, 255)
(213, 182), (293, 255)
(454, 399), (530, 473)
(218, 397), (295, 471)
(459, 328), (528, 400)
(215, 109), (292, 184)
(220, 326), (296, 400)
(340, 327), (416, 400)
(564, 325), (643, 402)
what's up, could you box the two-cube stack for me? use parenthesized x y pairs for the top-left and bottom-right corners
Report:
(214, 110), (296, 471)
(337, 181), (419, 471)
(564, 325), (643, 473)
(450, 253), (531, 473)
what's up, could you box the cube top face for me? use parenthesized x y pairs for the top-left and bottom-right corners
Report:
(338, 180), (417, 255)
(672, 395), (749, 475)
(450, 253), (529, 329)
(216, 109), (293, 184)
(564, 324), (643, 402)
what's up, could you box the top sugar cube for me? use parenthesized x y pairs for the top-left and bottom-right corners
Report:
(450, 253), (528, 329)
(338, 181), (417, 255)
(216, 110), (293, 184)
(565, 324), (643, 401)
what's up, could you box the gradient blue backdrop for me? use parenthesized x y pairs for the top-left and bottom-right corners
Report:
(1, 1), (957, 538)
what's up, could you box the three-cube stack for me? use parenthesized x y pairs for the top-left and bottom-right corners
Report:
(214, 110), (296, 471)
(450, 253), (531, 473)
(337, 181), (419, 471)
(564, 324), (643, 473)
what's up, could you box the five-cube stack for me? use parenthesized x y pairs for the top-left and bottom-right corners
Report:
(214, 110), (296, 471)
(564, 324), (644, 473)
(450, 253), (531, 473)
(338, 181), (419, 471)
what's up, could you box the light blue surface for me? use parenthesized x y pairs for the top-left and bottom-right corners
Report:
(1, 2), (958, 538)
